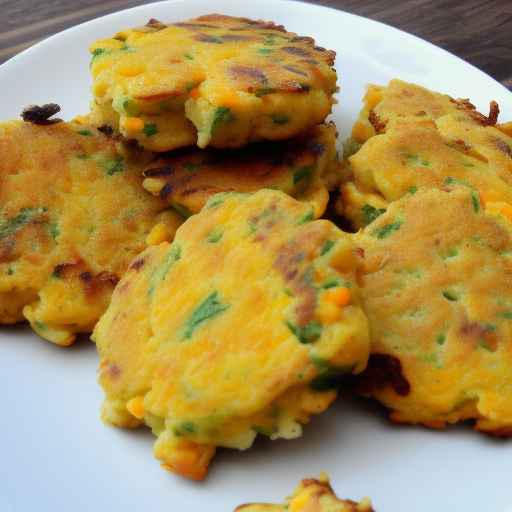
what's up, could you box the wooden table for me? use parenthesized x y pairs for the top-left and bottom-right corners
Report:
(1, 0), (511, 90)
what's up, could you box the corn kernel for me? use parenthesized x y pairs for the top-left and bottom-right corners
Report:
(142, 177), (164, 195)
(122, 117), (144, 133)
(146, 222), (172, 246)
(324, 287), (351, 307)
(126, 396), (145, 419)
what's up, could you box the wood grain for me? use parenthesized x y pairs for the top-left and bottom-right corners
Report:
(0, 0), (511, 90)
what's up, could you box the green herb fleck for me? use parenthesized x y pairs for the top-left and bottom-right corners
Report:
(173, 421), (196, 436)
(48, 223), (60, 240)
(171, 203), (193, 218)
(184, 52), (194, 60)
(90, 48), (108, 64)
(442, 290), (458, 301)
(408, 186), (418, 194)
(210, 107), (233, 136)
(6, 267), (14, 276)
(361, 204), (386, 226)
(436, 333), (446, 345)
(207, 229), (223, 243)
(103, 157), (124, 176)
(77, 129), (93, 137)
(372, 221), (402, 239)
(297, 210), (314, 224)
(258, 48), (273, 55)
(148, 245), (181, 297)
(321, 277), (341, 289)
(143, 123), (158, 137)
(320, 240), (335, 256)
(183, 291), (230, 339)
(293, 165), (314, 185)
(34, 320), (47, 332)
(287, 320), (323, 344)
(471, 191), (480, 213)
(271, 114), (289, 125)
(183, 163), (200, 172)
(404, 153), (431, 168)
(499, 311), (512, 319)
(0, 207), (47, 240)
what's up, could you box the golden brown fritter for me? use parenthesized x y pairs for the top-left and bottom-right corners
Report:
(235, 474), (374, 511)
(354, 187), (512, 434)
(141, 123), (339, 218)
(93, 189), (369, 480)
(89, 14), (337, 151)
(0, 119), (181, 345)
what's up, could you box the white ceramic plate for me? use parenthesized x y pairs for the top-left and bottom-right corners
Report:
(1, 1), (511, 511)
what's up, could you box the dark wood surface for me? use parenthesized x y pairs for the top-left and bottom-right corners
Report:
(1, 0), (511, 89)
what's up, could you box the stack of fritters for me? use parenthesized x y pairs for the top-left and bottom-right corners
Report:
(89, 16), (372, 480)
(339, 79), (512, 435)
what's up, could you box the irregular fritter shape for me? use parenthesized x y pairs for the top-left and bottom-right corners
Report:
(142, 123), (339, 218)
(354, 187), (512, 434)
(338, 79), (512, 229)
(235, 474), (374, 512)
(0, 120), (182, 345)
(93, 189), (369, 480)
(89, 14), (337, 151)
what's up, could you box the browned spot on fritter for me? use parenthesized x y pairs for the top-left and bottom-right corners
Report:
(130, 258), (145, 271)
(21, 104), (62, 125)
(97, 125), (114, 137)
(291, 36), (315, 44)
(482, 426), (512, 437)
(0, 239), (16, 262)
(105, 362), (121, 379)
(143, 165), (174, 177)
(145, 18), (167, 30)
(230, 65), (268, 84)
(274, 235), (319, 327)
(368, 110), (387, 134)
(281, 46), (310, 57)
(194, 14), (287, 33)
(355, 247), (365, 259)
(460, 321), (498, 351)
(194, 33), (223, 44)
(453, 138), (471, 152)
(357, 353), (411, 397)
(282, 65), (308, 77)
(80, 270), (119, 296)
(452, 98), (500, 126)
(52, 261), (79, 278)
(493, 137), (512, 157)
(173, 22), (217, 30)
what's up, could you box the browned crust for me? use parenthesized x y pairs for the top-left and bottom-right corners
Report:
(451, 98), (500, 126)
(21, 103), (62, 125)
(357, 353), (411, 397)
(368, 110), (387, 134)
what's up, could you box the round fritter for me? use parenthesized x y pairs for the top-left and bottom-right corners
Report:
(339, 116), (512, 228)
(93, 189), (369, 480)
(0, 120), (182, 345)
(235, 474), (373, 512)
(89, 14), (337, 151)
(354, 187), (512, 434)
(347, 78), (501, 146)
(141, 123), (339, 218)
